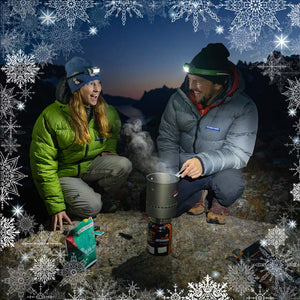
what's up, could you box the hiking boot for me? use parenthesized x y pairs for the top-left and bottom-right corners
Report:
(206, 201), (230, 225)
(187, 190), (208, 215)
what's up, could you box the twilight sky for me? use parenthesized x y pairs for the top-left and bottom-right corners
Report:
(2, 0), (300, 99)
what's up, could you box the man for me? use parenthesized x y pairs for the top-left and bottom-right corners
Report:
(157, 43), (258, 225)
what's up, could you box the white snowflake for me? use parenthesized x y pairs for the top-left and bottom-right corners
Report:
(246, 284), (273, 300)
(87, 4), (110, 29)
(39, 9), (56, 25)
(288, 3), (300, 27)
(11, 203), (24, 217)
(0, 30), (25, 58)
(18, 84), (35, 102)
(274, 34), (289, 50)
(12, 14), (47, 44)
(16, 212), (37, 236)
(1, 117), (21, 155)
(270, 281), (298, 300)
(85, 276), (119, 299)
(26, 283), (54, 299)
(89, 26), (98, 35)
(2, 263), (33, 299)
(292, 121), (300, 136)
(0, 215), (20, 250)
(290, 182), (300, 202)
(263, 225), (288, 252)
(168, 0), (220, 32)
(285, 136), (300, 158)
(224, 260), (256, 296)
(141, 0), (168, 23)
(283, 77), (300, 111)
(215, 25), (224, 34)
(290, 37), (300, 55)
(46, 0), (96, 30)
(223, 0), (287, 41)
(186, 275), (230, 299)
(0, 151), (27, 209)
(30, 254), (59, 284)
(255, 247), (293, 285)
(257, 52), (287, 83)
(1, 49), (40, 89)
(104, 0), (144, 26)
(32, 41), (57, 67)
(226, 27), (255, 53)
(0, 84), (19, 119)
(8, 0), (39, 20)
(65, 287), (85, 300)
(47, 22), (86, 59)
(59, 253), (87, 288)
(163, 284), (186, 299)
(278, 240), (300, 271)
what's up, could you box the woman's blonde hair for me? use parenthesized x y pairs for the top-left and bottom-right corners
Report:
(69, 90), (111, 145)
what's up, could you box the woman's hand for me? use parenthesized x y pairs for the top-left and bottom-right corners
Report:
(181, 158), (203, 179)
(51, 211), (72, 231)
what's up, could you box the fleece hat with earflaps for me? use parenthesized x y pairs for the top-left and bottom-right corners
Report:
(185, 43), (232, 84)
(65, 57), (101, 94)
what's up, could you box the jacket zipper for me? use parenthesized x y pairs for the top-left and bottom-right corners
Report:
(77, 144), (89, 177)
(193, 119), (200, 153)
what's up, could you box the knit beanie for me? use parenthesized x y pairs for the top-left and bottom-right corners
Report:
(65, 57), (101, 93)
(189, 43), (231, 84)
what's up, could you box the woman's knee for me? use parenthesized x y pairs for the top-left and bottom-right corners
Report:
(113, 157), (132, 176)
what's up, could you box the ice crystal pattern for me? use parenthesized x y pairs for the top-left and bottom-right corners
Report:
(226, 27), (255, 53)
(168, 0), (220, 32)
(283, 78), (300, 112)
(47, 22), (86, 58)
(32, 41), (57, 67)
(39, 9), (56, 25)
(246, 284), (273, 300)
(265, 225), (288, 252)
(46, 0), (96, 30)
(2, 263), (33, 299)
(224, 260), (256, 296)
(0, 215), (19, 250)
(104, 0), (144, 26)
(0, 84), (19, 119)
(1, 49), (40, 89)
(187, 275), (230, 299)
(1, 117), (21, 155)
(163, 284), (186, 299)
(285, 136), (300, 158)
(290, 182), (300, 202)
(288, 4), (300, 27)
(16, 212), (37, 236)
(255, 247), (293, 285)
(8, 0), (39, 20)
(0, 151), (26, 203)
(224, 0), (287, 41)
(30, 254), (59, 284)
(257, 52), (286, 83)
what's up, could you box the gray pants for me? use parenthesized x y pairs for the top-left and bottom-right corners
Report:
(59, 155), (132, 218)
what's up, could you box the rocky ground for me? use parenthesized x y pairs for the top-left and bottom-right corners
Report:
(1, 151), (299, 299)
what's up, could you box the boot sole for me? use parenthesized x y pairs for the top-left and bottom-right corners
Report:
(187, 210), (205, 216)
(206, 218), (226, 225)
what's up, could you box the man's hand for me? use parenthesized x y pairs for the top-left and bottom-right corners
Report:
(51, 211), (72, 231)
(181, 158), (203, 179)
(101, 152), (118, 156)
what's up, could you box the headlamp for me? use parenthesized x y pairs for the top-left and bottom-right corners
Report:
(67, 66), (101, 79)
(183, 63), (229, 76)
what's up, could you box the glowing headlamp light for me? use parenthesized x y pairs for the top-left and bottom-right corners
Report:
(67, 66), (101, 79)
(183, 63), (229, 76)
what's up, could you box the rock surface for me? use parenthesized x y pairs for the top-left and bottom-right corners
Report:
(1, 210), (286, 299)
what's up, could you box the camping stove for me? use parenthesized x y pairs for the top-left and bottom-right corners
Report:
(146, 172), (179, 256)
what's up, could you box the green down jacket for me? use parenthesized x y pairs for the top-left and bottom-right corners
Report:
(30, 98), (121, 215)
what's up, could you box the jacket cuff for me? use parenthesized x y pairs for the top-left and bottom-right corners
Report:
(194, 156), (206, 176)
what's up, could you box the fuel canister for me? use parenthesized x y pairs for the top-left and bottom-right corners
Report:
(147, 221), (172, 256)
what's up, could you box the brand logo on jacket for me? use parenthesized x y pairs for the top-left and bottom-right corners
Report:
(205, 125), (220, 132)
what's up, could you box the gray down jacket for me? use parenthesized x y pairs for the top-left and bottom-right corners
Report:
(157, 72), (258, 176)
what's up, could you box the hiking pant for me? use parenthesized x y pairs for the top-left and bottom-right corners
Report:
(175, 168), (245, 217)
(59, 155), (132, 218)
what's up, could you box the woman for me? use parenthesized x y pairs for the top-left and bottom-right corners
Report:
(30, 57), (132, 231)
